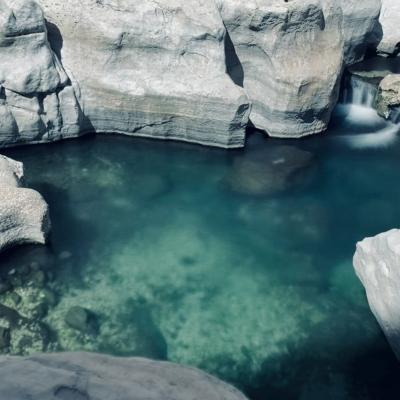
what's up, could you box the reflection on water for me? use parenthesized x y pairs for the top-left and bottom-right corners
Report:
(2, 104), (400, 399)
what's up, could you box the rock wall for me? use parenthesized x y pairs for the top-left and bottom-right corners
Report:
(0, 155), (50, 252)
(0, 0), (390, 147)
(353, 229), (400, 359)
(0, 352), (249, 400)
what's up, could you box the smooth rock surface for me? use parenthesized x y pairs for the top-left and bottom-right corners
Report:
(34, 0), (250, 149)
(0, 352), (249, 400)
(376, 74), (400, 119)
(353, 229), (400, 359)
(376, 0), (400, 55)
(219, 0), (344, 138)
(0, 155), (50, 252)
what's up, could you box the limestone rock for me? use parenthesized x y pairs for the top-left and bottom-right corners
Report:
(353, 229), (400, 359)
(375, 74), (400, 119)
(35, 0), (250, 148)
(376, 0), (400, 56)
(0, 352), (249, 400)
(219, 0), (344, 138)
(0, 155), (50, 252)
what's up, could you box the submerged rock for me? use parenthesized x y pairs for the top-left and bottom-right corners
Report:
(224, 146), (315, 196)
(0, 352), (249, 400)
(0, 155), (50, 253)
(65, 306), (99, 335)
(375, 74), (400, 120)
(353, 229), (400, 360)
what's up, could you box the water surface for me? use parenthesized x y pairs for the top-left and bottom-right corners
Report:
(3, 103), (400, 399)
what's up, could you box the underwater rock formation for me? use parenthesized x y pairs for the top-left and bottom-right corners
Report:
(0, 155), (50, 252)
(353, 229), (400, 360)
(0, 352), (249, 400)
(376, 74), (400, 120)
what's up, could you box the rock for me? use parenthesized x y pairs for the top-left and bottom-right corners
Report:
(376, 0), (400, 56)
(0, 352), (248, 400)
(0, 327), (10, 350)
(0, 281), (11, 295)
(65, 306), (99, 335)
(0, 0), (251, 149)
(0, 155), (50, 253)
(224, 145), (315, 196)
(219, 0), (344, 138)
(375, 74), (400, 120)
(9, 292), (21, 306)
(353, 229), (400, 359)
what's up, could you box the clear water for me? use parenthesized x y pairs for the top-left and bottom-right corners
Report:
(2, 103), (400, 399)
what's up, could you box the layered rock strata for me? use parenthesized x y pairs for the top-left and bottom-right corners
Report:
(353, 229), (400, 359)
(0, 352), (249, 400)
(0, 155), (50, 252)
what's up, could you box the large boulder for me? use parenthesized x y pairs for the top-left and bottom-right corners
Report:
(0, 352), (249, 400)
(219, 0), (344, 138)
(33, 0), (250, 149)
(353, 229), (400, 359)
(375, 74), (400, 119)
(0, 155), (50, 252)
(376, 0), (400, 56)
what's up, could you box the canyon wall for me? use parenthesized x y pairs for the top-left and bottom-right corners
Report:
(0, 0), (388, 148)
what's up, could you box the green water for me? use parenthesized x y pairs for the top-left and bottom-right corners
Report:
(2, 104), (400, 399)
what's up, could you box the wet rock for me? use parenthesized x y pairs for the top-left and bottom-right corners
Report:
(42, 289), (57, 307)
(9, 292), (21, 306)
(65, 306), (99, 335)
(29, 270), (46, 288)
(0, 352), (249, 400)
(224, 146), (315, 196)
(376, 74), (400, 120)
(0, 281), (11, 295)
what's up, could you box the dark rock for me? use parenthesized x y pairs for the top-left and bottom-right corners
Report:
(0, 281), (11, 295)
(9, 292), (21, 306)
(0, 327), (10, 350)
(32, 302), (48, 320)
(30, 270), (46, 287)
(42, 289), (58, 307)
(65, 306), (99, 335)
(0, 303), (23, 328)
(223, 145), (316, 196)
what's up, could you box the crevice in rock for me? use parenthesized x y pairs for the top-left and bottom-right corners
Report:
(224, 28), (244, 88)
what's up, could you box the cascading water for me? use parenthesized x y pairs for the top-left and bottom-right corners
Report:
(335, 73), (399, 149)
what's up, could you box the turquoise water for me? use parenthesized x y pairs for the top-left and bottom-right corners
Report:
(2, 103), (400, 399)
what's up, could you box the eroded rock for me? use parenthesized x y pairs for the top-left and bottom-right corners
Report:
(0, 352), (249, 400)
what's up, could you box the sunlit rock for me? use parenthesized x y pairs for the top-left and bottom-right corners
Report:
(376, 74), (400, 120)
(353, 229), (400, 359)
(0, 155), (50, 252)
(376, 0), (400, 56)
(0, 352), (249, 400)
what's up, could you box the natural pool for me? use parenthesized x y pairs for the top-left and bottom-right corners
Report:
(2, 102), (400, 399)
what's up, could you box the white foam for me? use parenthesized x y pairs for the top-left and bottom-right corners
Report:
(341, 124), (399, 149)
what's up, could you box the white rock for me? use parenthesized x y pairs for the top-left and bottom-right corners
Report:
(0, 352), (249, 400)
(35, 0), (250, 148)
(0, 155), (50, 252)
(377, 0), (400, 55)
(353, 229), (400, 359)
(219, 0), (344, 138)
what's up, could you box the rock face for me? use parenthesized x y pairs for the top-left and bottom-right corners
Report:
(0, 352), (249, 400)
(353, 229), (400, 359)
(376, 74), (400, 119)
(0, 155), (50, 252)
(376, 0), (400, 56)
(219, 0), (344, 138)
(31, 0), (250, 148)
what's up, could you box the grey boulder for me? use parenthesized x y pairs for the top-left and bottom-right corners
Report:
(0, 352), (249, 400)
(353, 229), (400, 360)
(0, 155), (50, 252)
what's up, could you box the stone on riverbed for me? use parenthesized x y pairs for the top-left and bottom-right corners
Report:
(0, 155), (50, 253)
(0, 352), (249, 400)
(353, 229), (400, 360)
(223, 146), (315, 196)
(65, 306), (99, 335)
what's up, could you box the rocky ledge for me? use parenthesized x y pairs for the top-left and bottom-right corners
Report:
(0, 0), (397, 148)
(353, 229), (400, 360)
(0, 155), (50, 253)
(0, 352), (249, 400)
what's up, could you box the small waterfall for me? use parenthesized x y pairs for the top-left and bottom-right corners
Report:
(341, 74), (378, 107)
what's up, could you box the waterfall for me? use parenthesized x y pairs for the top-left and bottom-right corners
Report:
(341, 75), (378, 107)
(336, 73), (399, 149)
